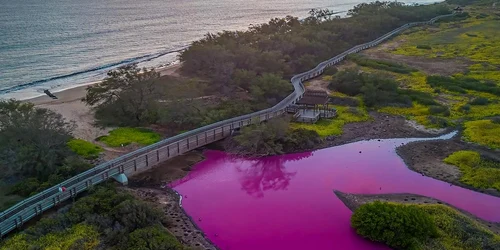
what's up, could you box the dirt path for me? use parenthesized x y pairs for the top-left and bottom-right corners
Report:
(334, 191), (500, 235)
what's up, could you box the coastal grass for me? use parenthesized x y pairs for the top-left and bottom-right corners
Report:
(291, 106), (370, 137)
(352, 201), (500, 250)
(444, 150), (500, 191)
(97, 128), (161, 147)
(463, 120), (500, 149)
(67, 139), (103, 159)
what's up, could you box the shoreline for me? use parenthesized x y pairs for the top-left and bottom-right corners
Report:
(24, 63), (182, 142)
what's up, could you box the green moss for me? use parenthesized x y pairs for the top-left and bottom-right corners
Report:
(444, 150), (500, 191)
(67, 139), (103, 159)
(352, 201), (500, 250)
(97, 128), (161, 147)
(463, 120), (500, 149)
(291, 106), (370, 137)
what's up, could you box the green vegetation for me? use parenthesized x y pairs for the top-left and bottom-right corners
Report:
(348, 54), (418, 74)
(427, 75), (500, 96)
(0, 186), (183, 250)
(463, 120), (500, 149)
(292, 106), (370, 137)
(67, 139), (103, 159)
(98, 127), (161, 147)
(328, 69), (441, 109)
(444, 150), (500, 191)
(2, 224), (100, 250)
(225, 118), (321, 156)
(352, 201), (500, 249)
(351, 201), (438, 249)
(0, 100), (92, 199)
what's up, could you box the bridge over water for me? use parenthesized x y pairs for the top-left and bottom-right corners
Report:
(0, 13), (455, 237)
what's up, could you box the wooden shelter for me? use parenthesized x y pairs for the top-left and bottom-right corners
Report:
(287, 90), (336, 123)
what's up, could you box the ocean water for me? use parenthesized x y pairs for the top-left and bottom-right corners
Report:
(170, 133), (500, 250)
(0, 0), (438, 100)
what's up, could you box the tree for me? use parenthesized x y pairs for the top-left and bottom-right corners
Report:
(250, 73), (293, 105)
(83, 64), (162, 126)
(0, 100), (75, 181)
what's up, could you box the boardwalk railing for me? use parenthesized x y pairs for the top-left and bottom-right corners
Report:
(0, 13), (454, 237)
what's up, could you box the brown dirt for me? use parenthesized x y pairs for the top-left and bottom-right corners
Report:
(360, 38), (471, 76)
(334, 191), (500, 234)
(396, 138), (500, 197)
(325, 111), (447, 147)
(305, 78), (331, 94)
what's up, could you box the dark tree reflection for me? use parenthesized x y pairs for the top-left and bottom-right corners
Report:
(233, 152), (313, 197)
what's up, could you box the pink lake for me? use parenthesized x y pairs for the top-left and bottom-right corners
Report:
(170, 133), (500, 250)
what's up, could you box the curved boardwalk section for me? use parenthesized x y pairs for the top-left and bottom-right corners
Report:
(0, 13), (455, 237)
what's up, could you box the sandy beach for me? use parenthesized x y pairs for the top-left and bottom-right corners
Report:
(24, 64), (182, 142)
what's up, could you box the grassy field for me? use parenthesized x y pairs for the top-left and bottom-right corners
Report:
(291, 105), (370, 137)
(97, 128), (161, 147)
(444, 150), (500, 191)
(67, 139), (103, 159)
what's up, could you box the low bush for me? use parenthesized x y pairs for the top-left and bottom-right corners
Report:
(126, 225), (183, 250)
(427, 115), (451, 128)
(444, 150), (500, 191)
(67, 139), (103, 159)
(98, 128), (161, 147)
(463, 120), (500, 149)
(323, 67), (338, 75)
(351, 201), (438, 249)
(427, 75), (500, 96)
(429, 105), (450, 116)
(348, 54), (418, 74)
(416, 44), (432, 50)
(469, 97), (490, 105)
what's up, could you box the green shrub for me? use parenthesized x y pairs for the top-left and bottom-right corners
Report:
(323, 67), (338, 75)
(98, 128), (161, 147)
(348, 54), (418, 74)
(416, 45), (432, 50)
(469, 97), (490, 105)
(460, 104), (471, 113)
(125, 225), (183, 250)
(67, 139), (103, 159)
(351, 201), (438, 249)
(492, 117), (500, 124)
(427, 116), (451, 128)
(427, 75), (500, 96)
(429, 105), (450, 116)
(466, 33), (478, 37)
(463, 120), (500, 149)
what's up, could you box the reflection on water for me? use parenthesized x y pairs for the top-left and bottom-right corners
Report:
(170, 131), (500, 250)
(234, 152), (312, 197)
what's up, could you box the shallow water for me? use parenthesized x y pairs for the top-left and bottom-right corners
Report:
(1, 0), (439, 100)
(171, 132), (500, 250)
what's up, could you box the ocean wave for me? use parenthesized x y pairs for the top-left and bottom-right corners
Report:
(0, 46), (188, 95)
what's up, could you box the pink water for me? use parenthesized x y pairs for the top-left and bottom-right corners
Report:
(170, 134), (500, 250)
